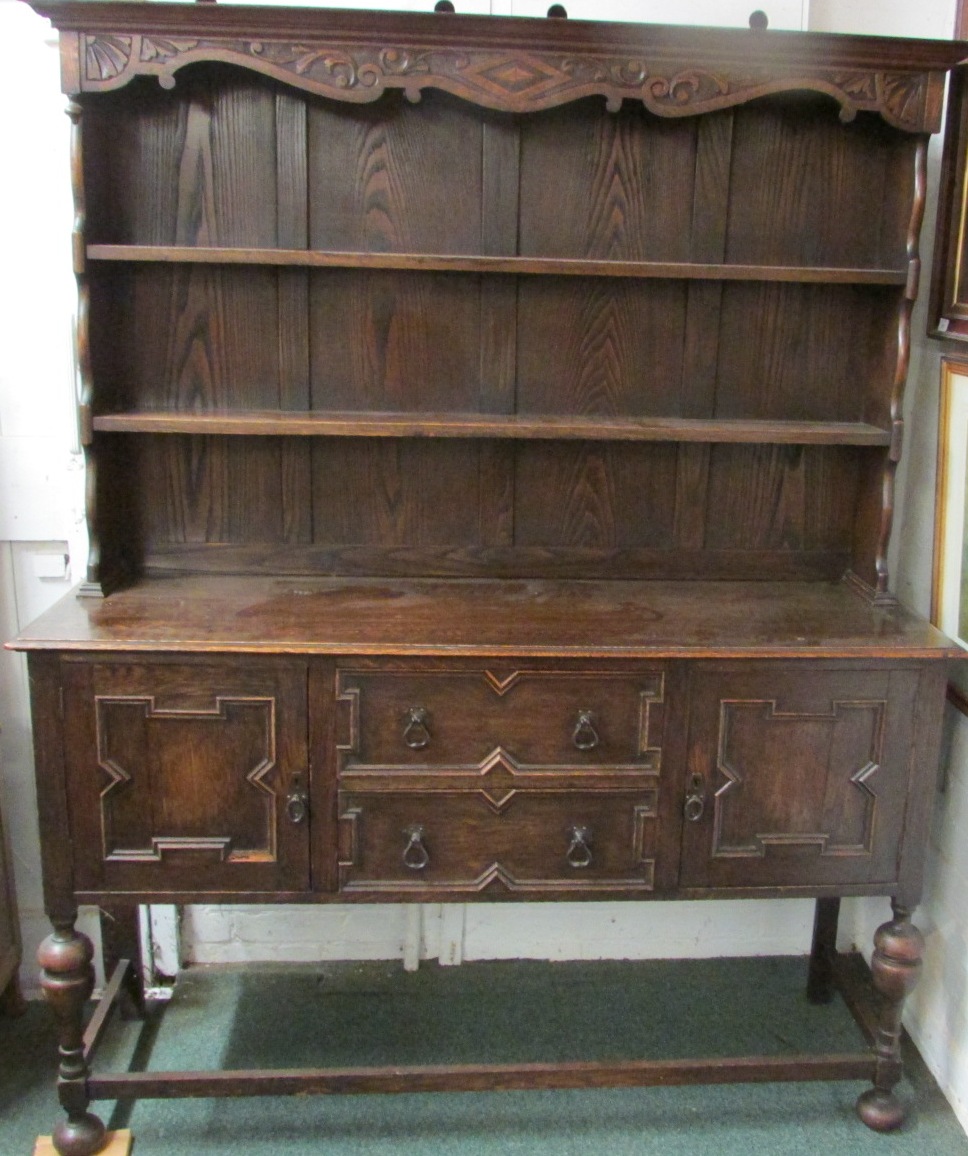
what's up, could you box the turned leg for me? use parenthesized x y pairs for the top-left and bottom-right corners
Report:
(807, 897), (841, 1004)
(855, 901), (924, 1132)
(99, 904), (145, 1018)
(38, 920), (108, 1156)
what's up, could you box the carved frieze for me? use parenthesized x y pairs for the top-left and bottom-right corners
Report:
(79, 32), (934, 130)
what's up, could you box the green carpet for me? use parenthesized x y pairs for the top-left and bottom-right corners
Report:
(3, 957), (967, 1155)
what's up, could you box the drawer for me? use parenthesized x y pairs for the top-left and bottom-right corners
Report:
(335, 666), (666, 770)
(338, 789), (657, 897)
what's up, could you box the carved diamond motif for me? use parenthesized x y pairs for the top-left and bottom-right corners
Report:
(466, 54), (566, 98)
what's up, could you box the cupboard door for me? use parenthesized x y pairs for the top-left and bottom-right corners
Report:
(680, 664), (920, 890)
(62, 659), (309, 895)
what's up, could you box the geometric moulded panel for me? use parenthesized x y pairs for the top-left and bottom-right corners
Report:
(713, 698), (885, 859)
(95, 695), (277, 863)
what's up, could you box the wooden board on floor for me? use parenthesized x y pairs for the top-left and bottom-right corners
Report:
(34, 1132), (132, 1156)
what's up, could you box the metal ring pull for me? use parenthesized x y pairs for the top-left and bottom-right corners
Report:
(285, 773), (309, 825)
(402, 706), (432, 750)
(684, 772), (705, 822)
(572, 710), (599, 751)
(566, 824), (593, 869)
(402, 824), (430, 870)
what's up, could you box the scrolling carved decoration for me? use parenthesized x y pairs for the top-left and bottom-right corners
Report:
(81, 32), (933, 130)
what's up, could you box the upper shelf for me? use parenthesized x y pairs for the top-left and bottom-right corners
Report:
(90, 410), (892, 446)
(31, 1), (968, 132)
(86, 245), (907, 286)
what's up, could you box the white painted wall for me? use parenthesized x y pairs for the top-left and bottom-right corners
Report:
(1, 0), (967, 1134)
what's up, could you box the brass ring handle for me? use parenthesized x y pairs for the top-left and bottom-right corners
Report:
(684, 772), (705, 823)
(285, 773), (309, 825)
(566, 824), (593, 869)
(402, 824), (430, 870)
(403, 707), (432, 750)
(572, 710), (599, 751)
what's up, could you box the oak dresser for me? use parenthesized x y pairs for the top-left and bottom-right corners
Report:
(11, 3), (968, 1152)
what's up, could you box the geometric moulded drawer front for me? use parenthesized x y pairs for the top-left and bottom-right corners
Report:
(336, 667), (666, 771)
(680, 664), (921, 891)
(62, 660), (309, 895)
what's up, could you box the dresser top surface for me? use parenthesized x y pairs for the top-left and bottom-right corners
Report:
(7, 576), (959, 659)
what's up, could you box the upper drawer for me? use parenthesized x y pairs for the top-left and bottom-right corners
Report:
(335, 666), (666, 771)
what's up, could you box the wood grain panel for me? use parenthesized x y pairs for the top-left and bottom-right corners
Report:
(85, 70), (281, 247)
(714, 284), (883, 422)
(308, 270), (482, 411)
(519, 102), (696, 260)
(83, 81), (188, 245)
(109, 265), (280, 411)
(517, 280), (687, 416)
(479, 119), (520, 414)
(704, 445), (857, 555)
(682, 664), (920, 889)
(140, 543), (849, 582)
(725, 100), (912, 269)
(61, 658), (309, 894)
(514, 443), (678, 549)
(307, 90), (483, 254)
(681, 112), (733, 418)
(311, 440), (483, 547)
(136, 435), (289, 547)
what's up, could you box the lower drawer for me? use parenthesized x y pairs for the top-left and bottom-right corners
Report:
(338, 790), (658, 897)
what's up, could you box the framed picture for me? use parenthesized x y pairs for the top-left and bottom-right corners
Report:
(933, 359), (968, 710)
(927, 7), (968, 339)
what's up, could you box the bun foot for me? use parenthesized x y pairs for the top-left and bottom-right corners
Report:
(856, 1088), (906, 1132)
(51, 1112), (107, 1155)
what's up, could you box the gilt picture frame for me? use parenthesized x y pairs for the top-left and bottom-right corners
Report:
(932, 358), (968, 709)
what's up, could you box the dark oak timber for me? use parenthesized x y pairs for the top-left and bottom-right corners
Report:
(87, 1053), (876, 1100)
(90, 412), (894, 445)
(86, 245), (909, 284)
(12, 4), (967, 1152)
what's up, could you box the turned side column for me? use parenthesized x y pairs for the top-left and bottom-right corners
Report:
(856, 901), (924, 1132)
(38, 920), (107, 1156)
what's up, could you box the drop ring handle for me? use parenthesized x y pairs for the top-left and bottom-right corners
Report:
(403, 707), (431, 750)
(572, 710), (599, 751)
(285, 772), (309, 825)
(566, 824), (593, 869)
(684, 773), (706, 822)
(402, 824), (430, 870)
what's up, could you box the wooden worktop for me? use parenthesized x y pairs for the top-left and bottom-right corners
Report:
(8, 576), (958, 659)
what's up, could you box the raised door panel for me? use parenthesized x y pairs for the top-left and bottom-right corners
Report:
(680, 664), (921, 890)
(61, 659), (310, 895)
